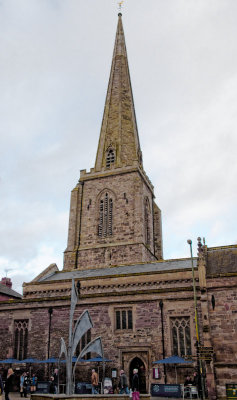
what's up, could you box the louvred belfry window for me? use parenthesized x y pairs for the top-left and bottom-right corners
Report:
(98, 192), (113, 237)
(106, 148), (115, 168)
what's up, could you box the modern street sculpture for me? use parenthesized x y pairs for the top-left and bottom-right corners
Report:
(59, 279), (104, 394)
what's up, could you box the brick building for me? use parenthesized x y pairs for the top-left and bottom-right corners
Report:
(0, 277), (22, 301)
(0, 14), (236, 399)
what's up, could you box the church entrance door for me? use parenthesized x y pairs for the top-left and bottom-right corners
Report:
(129, 357), (146, 394)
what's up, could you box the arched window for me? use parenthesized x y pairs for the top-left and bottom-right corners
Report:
(106, 148), (115, 168)
(14, 320), (28, 360)
(98, 192), (113, 237)
(171, 317), (192, 356)
(144, 197), (150, 245)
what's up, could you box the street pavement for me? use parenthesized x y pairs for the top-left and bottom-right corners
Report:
(8, 392), (182, 400)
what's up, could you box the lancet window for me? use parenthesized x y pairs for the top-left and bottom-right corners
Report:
(171, 317), (192, 356)
(106, 148), (115, 168)
(144, 197), (151, 245)
(13, 319), (28, 360)
(98, 192), (113, 237)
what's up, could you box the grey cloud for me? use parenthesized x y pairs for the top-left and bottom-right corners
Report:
(0, 0), (236, 290)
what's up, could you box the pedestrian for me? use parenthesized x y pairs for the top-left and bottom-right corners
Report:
(30, 373), (37, 394)
(119, 370), (129, 395)
(23, 372), (30, 398)
(192, 371), (201, 397)
(0, 373), (4, 400)
(19, 373), (25, 398)
(4, 368), (14, 400)
(132, 369), (139, 392)
(91, 369), (99, 395)
(132, 369), (140, 400)
(49, 377), (54, 394)
(53, 369), (59, 394)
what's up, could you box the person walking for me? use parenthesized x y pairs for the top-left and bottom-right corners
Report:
(132, 369), (139, 392)
(53, 369), (59, 394)
(91, 369), (99, 395)
(132, 369), (140, 400)
(30, 373), (37, 394)
(119, 370), (129, 395)
(23, 372), (30, 398)
(19, 373), (25, 398)
(49, 376), (55, 394)
(4, 368), (14, 400)
(0, 373), (4, 400)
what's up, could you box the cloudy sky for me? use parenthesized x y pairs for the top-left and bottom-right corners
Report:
(0, 0), (236, 294)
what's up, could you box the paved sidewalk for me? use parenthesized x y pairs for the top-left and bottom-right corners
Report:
(8, 392), (183, 400)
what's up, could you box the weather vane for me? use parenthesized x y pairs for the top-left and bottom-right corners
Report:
(118, 1), (124, 12)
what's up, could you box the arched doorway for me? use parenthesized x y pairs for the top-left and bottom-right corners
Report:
(129, 357), (146, 393)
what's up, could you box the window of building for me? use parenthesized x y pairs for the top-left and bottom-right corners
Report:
(106, 148), (115, 168)
(115, 309), (133, 330)
(13, 320), (29, 360)
(98, 192), (113, 237)
(75, 328), (91, 360)
(171, 317), (192, 356)
(144, 197), (150, 245)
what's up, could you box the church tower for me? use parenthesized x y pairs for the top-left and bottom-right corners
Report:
(64, 14), (163, 271)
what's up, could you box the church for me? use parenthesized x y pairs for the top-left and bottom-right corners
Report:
(0, 14), (236, 400)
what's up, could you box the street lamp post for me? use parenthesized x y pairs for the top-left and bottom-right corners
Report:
(187, 239), (205, 400)
(48, 306), (53, 378)
(159, 300), (167, 384)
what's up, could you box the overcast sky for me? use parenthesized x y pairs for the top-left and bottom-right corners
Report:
(0, 0), (236, 294)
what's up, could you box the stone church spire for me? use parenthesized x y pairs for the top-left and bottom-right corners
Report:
(63, 14), (163, 272)
(95, 13), (143, 172)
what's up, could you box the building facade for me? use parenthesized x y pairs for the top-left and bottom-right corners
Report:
(0, 14), (236, 400)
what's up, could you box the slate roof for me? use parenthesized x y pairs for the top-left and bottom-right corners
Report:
(39, 258), (196, 282)
(0, 283), (22, 299)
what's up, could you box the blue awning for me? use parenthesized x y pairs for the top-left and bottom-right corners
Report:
(153, 355), (193, 364)
(0, 358), (21, 364)
(85, 357), (112, 362)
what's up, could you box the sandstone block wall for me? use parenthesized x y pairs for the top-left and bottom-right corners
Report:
(64, 171), (162, 271)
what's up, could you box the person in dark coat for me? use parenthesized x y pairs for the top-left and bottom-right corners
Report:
(49, 377), (55, 394)
(119, 370), (129, 395)
(132, 369), (139, 392)
(184, 375), (192, 386)
(0, 373), (4, 396)
(4, 368), (14, 400)
(53, 369), (59, 394)
(23, 372), (30, 398)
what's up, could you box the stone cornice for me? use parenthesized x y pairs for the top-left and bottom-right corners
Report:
(207, 272), (237, 279)
(0, 291), (198, 309)
(79, 164), (154, 195)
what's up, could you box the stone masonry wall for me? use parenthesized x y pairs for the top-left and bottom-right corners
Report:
(207, 276), (237, 398)
(0, 286), (200, 391)
(64, 170), (161, 270)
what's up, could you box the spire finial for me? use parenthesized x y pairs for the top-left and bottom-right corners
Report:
(118, 1), (124, 14)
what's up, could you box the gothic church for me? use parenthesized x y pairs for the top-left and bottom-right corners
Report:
(0, 14), (236, 400)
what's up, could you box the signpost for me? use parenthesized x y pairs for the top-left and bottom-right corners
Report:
(151, 383), (181, 398)
(198, 346), (214, 361)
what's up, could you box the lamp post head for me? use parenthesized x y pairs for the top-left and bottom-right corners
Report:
(187, 239), (192, 245)
(48, 307), (53, 315)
